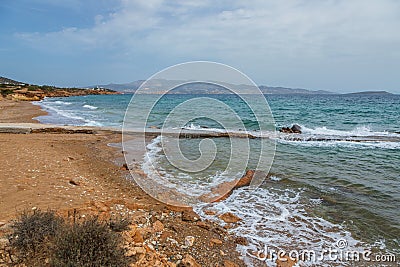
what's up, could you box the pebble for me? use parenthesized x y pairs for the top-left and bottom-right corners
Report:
(185, 236), (195, 247)
(210, 238), (223, 245)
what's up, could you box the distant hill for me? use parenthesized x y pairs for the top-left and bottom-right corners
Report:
(89, 79), (334, 95)
(0, 76), (26, 86)
(0, 76), (117, 101)
(258, 86), (332, 94)
(344, 91), (393, 95)
(88, 80), (145, 92)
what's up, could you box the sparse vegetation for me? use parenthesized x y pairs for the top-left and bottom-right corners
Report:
(5, 209), (129, 267)
(27, 85), (40, 91)
(51, 216), (128, 267)
(7, 209), (63, 265)
(0, 76), (117, 100)
(108, 216), (131, 233)
(0, 89), (14, 97)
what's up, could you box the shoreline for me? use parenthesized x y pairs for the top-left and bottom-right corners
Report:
(0, 99), (47, 123)
(0, 99), (247, 266)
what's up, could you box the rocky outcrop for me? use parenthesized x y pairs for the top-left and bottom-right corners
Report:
(279, 124), (302, 134)
(218, 212), (242, 223)
(200, 170), (256, 203)
(1, 84), (119, 101)
(181, 210), (200, 222)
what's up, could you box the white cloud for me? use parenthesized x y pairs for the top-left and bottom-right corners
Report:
(19, 1), (400, 52)
(14, 0), (400, 90)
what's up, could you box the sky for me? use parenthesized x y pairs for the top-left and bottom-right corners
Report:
(0, 0), (399, 93)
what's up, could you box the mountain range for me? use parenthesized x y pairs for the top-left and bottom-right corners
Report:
(1, 76), (395, 95)
(88, 79), (334, 94)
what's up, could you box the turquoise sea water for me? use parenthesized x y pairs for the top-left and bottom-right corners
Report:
(34, 93), (400, 266)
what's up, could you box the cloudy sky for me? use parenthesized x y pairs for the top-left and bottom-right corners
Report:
(1, 0), (399, 93)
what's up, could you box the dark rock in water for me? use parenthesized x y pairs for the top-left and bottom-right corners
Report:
(291, 124), (302, 133)
(279, 127), (292, 133)
(279, 124), (302, 134)
(395, 131), (400, 134)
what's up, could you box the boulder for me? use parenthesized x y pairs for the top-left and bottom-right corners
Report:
(219, 212), (242, 223)
(181, 209), (200, 222)
(234, 236), (248, 246)
(210, 238), (223, 245)
(203, 209), (217, 215)
(279, 127), (292, 133)
(291, 124), (302, 133)
(184, 236), (195, 247)
(235, 169), (254, 188)
(279, 124), (302, 134)
(196, 221), (211, 230)
(200, 169), (256, 203)
(152, 220), (164, 232)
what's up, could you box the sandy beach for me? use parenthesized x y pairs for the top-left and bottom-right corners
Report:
(0, 99), (246, 267)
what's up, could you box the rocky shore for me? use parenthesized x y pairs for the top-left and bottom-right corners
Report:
(0, 99), (301, 266)
(0, 100), (247, 266)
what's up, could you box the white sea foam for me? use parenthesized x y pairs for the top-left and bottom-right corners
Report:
(299, 125), (399, 137)
(141, 136), (243, 199)
(83, 104), (98, 110)
(195, 187), (364, 266)
(181, 123), (226, 133)
(54, 100), (72, 105)
(142, 137), (367, 266)
(276, 125), (400, 149)
(37, 102), (103, 127)
(277, 139), (400, 149)
(269, 175), (282, 181)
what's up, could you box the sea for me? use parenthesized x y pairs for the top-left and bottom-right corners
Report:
(33, 93), (400, 266)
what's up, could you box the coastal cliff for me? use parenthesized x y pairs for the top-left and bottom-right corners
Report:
(0, 76), (119, 101)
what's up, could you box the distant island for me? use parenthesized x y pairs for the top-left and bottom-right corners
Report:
(344, 91), (393, 96)
(0, 76), (118, 101)
(89, 80), (397, 95)
(89, 79), (334, 95)
(1, 76), (396, 98)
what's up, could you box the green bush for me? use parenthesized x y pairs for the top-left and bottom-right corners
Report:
(51, 216), (128, 267)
